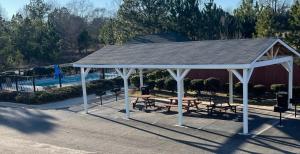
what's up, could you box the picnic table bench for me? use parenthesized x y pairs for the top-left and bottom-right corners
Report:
(163, 97), (201, 112)
(206, 96), (237, 114)
(131, 95), (155, 109)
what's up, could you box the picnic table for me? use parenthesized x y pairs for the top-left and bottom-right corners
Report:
(131, 95), (155, 109)
(206, 96), (237, 114)
(166, 97), (200, 112)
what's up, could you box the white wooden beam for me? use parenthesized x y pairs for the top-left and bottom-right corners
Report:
(231, 70), (243, 83)
(253, 56), (293, 68)
(84, 68), (91, 78)
(288, 60), (293, 109)
(176, 69), (183, 126)
(139, 69), (144, 90)
(73, 64), (251, 70)
(81, 67), (88, 113)
(167, 69), (177, 80)
(242, 69), (249, 135)
(229, 70), (233, 104)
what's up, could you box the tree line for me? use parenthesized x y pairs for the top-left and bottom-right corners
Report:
(0, 0), (300, 71)
(0, 0), (109, 71)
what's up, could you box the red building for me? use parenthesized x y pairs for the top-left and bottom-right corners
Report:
(188, 64), (300, 87)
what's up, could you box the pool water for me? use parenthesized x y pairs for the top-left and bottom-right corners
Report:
(34, 72), (118, 87)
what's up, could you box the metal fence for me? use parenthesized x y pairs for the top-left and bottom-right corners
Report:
(0, 75), (36, 92)
(0, 68), (119, 93)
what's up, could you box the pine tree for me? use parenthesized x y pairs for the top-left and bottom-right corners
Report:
(256, 6), (274, 37)
(286, 0), (300, 49)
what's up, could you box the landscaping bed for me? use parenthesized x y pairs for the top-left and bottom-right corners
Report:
(0, 77), (123, 104)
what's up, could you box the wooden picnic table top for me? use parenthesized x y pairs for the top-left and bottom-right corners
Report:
(131, 95), (152, 99)
(169, 97), (198, 101)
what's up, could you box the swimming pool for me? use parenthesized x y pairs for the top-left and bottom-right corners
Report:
(33, 72), (118, 87)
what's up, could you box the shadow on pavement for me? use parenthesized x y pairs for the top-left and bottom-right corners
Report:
(0, 107), (57, 134)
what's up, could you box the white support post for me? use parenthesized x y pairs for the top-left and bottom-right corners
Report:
(229, 70), (233, 104)
(242, 69), (249, 135)
(177, 69), (183, 126)
(81, 67), (88, 113)
(167, 69), (190, 126)
(124, 69), (130, 119)
(139, 69), (144, 90)
(288, 60), (293, 109)
(115, 68), (134, 119)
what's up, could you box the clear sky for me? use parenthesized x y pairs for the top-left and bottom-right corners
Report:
(0, 0), (241, 19)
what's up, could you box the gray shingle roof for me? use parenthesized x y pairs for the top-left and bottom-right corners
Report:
(74, 38), (278, 66)
(126, 32), (190, 44)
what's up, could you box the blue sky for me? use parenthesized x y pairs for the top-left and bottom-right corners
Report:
(0, 0), (241, 19)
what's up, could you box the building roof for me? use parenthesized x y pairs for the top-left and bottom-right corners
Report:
(75, 38), (284, 66)
(126, 32), (191, 44)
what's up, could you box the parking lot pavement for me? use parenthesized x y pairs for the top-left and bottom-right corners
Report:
(0, 99), (299, 154)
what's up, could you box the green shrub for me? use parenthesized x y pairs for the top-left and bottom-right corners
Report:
(164, 78), (177, 92)
(112, 77), (123, 88)
(146, 72), (157, 81)
(234, 82), (243, 94)
(270, 84), (287, 93)
(253, 84), (267, 97)
(184, 78), (192, 91)
(191, 79), (204, 95)
(223, 83), (229, 92)
(154, 70), (169, 79)
(293, 87), (300, 99)
(204, 77), (220, 92)
(0, 91), (18, 102)
(234, 82), (254, 95)
(130, 75), (140, 88)
(155, 78), (165, 90)
(145, 80), (156, 90)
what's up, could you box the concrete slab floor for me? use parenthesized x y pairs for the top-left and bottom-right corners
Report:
(0, 97), (299, 154)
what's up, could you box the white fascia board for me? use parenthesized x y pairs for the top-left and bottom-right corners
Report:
(251, 39), (300, 66)
(73, 64), (251, 70)
(277, 39), (300, 57)
(250, 39), (280, 66)
(252, 56), (293, 68)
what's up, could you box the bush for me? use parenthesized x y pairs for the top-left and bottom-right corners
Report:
(253, 84), (267, 97)
(184, 78), (192, 91)
(146, 72), (157, 81)
(145, 80), (156, 90)
(0, 91), (18, 102)
(191, 79), (204, 95)
(112, 77), (123, 88)
(234, 82), (254, 95)
(0, 78), (122, 104)
(154, 70), (169, 79)
(270, 84), (287, 93)
(204, 77), (220, 92)
(234, 82), (243, 94)
(293, 87), (300, 99)
(223, 83), (229, 92)
(130, 75), (140, 88)
(164, 78), (177, 92)
(155, 78), (165, 90)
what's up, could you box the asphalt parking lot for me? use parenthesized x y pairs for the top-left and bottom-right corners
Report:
(0, 97), (299, 154)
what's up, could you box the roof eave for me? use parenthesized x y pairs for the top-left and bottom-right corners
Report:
(73, 63), (251, 70)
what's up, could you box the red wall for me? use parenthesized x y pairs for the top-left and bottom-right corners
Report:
(187, 64), (300, 87)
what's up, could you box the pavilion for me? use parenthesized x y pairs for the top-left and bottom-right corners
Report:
(73, 38), (300, 135)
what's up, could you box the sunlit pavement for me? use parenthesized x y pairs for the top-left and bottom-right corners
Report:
(0, 97), (299, 154)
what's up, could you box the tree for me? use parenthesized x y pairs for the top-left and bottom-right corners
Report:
(234, 0), (258, 38)
(286, 0), (300, 49)
(10, 0), (61, 64)
(77, 29), (91, 54)
(48, 7), (86, 50)
(256, 6), (274, 37)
